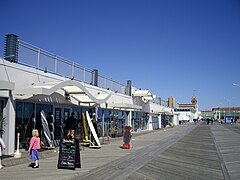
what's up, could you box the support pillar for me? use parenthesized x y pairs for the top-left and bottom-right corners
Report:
(127, 111), (132, 126)
(3, 90), (16, 155)
(158, 114), (162, 129)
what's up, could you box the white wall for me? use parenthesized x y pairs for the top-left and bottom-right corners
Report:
(0, 58), (181, 154)
(1, 91), (16, 155)
(148, 116), (153, 130)
(173, 114), (179, 125)
(178, 111), (192, 121)
(0, 59), (134, 155)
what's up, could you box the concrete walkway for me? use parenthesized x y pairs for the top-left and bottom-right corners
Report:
(0, 123), (239, 180)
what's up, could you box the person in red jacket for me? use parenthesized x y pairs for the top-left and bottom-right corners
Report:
(28, 129), (41, 168)
(122, 126), (132, 149)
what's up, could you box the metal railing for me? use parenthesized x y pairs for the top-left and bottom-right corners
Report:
(17, 40), (127, 94)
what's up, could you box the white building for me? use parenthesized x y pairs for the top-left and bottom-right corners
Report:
(174, 96), (200, 124)
(0, 34), (178, 155)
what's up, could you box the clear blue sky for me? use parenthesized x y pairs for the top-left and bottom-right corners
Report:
(1, 0), (240, 110)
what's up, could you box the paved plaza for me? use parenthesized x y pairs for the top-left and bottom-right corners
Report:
(1, 123), (240, 180)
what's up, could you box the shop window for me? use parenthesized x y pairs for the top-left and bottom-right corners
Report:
(71, 106), (81, 140)
(0, 100), (4, 137)
(0, 100), (3, 114)
(152, 116), (159, 130)
(131, 112), (149, 132)
(35, 103), (52, 144)
(54, 107), (62, 140)
(16, 102), (35, 149)
(103, 109), (111, 137)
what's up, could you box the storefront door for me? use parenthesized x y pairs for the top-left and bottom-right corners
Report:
(54, 107), (62, 139)
(64, 108), (71, 123)
(0, 99), (4, 137)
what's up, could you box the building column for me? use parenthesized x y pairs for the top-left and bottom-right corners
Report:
(127, 111), (132, 126)
(148, 115), (153, 130)
(173, 114), (179, 126)
(158, 114), (162, 129)
(3, 91), (16, 155)
(102, 110), (105, 137)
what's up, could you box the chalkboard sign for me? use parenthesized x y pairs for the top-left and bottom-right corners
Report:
(57, 138), (81, 170)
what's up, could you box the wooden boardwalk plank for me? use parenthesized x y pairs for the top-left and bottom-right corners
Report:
(128, 125), (225, 180)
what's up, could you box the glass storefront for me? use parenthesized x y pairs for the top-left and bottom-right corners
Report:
(35, 103), (52, 145)
(100, 109), (110, 137)
(75, 106), (92, 141)
(219, 112), (240, 123)
(54, 107), (62, 139)
(161, 114), (173, 128)
(97, 109), (104, 137)
(97, 109), (128, 138)
(131, 112), (149, 132)
(53, 106), (91, 141)
(152, 116), (159, 130)
(71, 106), (82, 139)
(0, 99), (4, 137)
(16, 102), (79, 149)
(16, 102), (35, 149)
(0, 100), (3, 114)
(15, 100), (136, 150)
(110, 110), (128, 137)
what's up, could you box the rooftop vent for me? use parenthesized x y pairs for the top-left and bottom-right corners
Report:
(4, 34), (19, 62)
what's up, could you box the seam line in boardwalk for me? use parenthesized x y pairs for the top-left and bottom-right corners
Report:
(211, 125), (231, 180)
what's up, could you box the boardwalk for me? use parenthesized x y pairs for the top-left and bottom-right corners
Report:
(1, 123), (240, 180)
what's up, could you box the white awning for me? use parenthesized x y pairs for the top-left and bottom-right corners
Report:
(133, 89), (154, 103)
(14, 80), (111, 105)
(154, 110), (175, 115)
(107, 103), (142, 111)
(133, 90), (152, 97)
(0, 80), (15, 90)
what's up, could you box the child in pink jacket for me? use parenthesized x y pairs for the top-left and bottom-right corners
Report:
(28, 129), (41, 168)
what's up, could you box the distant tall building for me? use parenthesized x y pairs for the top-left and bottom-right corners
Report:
(168, 96), (175, 108)
(179, 96), (197, 109)
(191, 96), (197, 105)
(175, 96), (199, 123)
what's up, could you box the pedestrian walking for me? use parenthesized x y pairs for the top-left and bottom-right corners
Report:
(28, 129), (41, 168)
(0, 137), (6, 169)
(65, 112), (77, 138)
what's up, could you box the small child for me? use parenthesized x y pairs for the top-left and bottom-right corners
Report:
(28, 129), (41, 168)
(0, 137), (6, 169)
(122, 126), (132, 149)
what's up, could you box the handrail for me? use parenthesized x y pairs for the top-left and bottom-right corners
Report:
(17, 39), (127, 94)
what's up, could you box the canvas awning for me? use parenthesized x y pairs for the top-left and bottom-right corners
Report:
(133, 89), (155, 103)
(0, 80), (15, 90)
(107, 103), (142, 111)
(14, 80), (111, 105)
(155, 108), (175, 115)
(133, 90), (152, 97)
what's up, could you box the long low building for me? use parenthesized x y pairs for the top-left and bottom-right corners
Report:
(0, 34), (198, 155)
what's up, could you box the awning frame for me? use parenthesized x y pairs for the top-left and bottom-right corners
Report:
(133, 89), (154, 103)
(107, 103), (142, 111)
(14, 80), (111, 105)
(0, 80), (15, 91)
